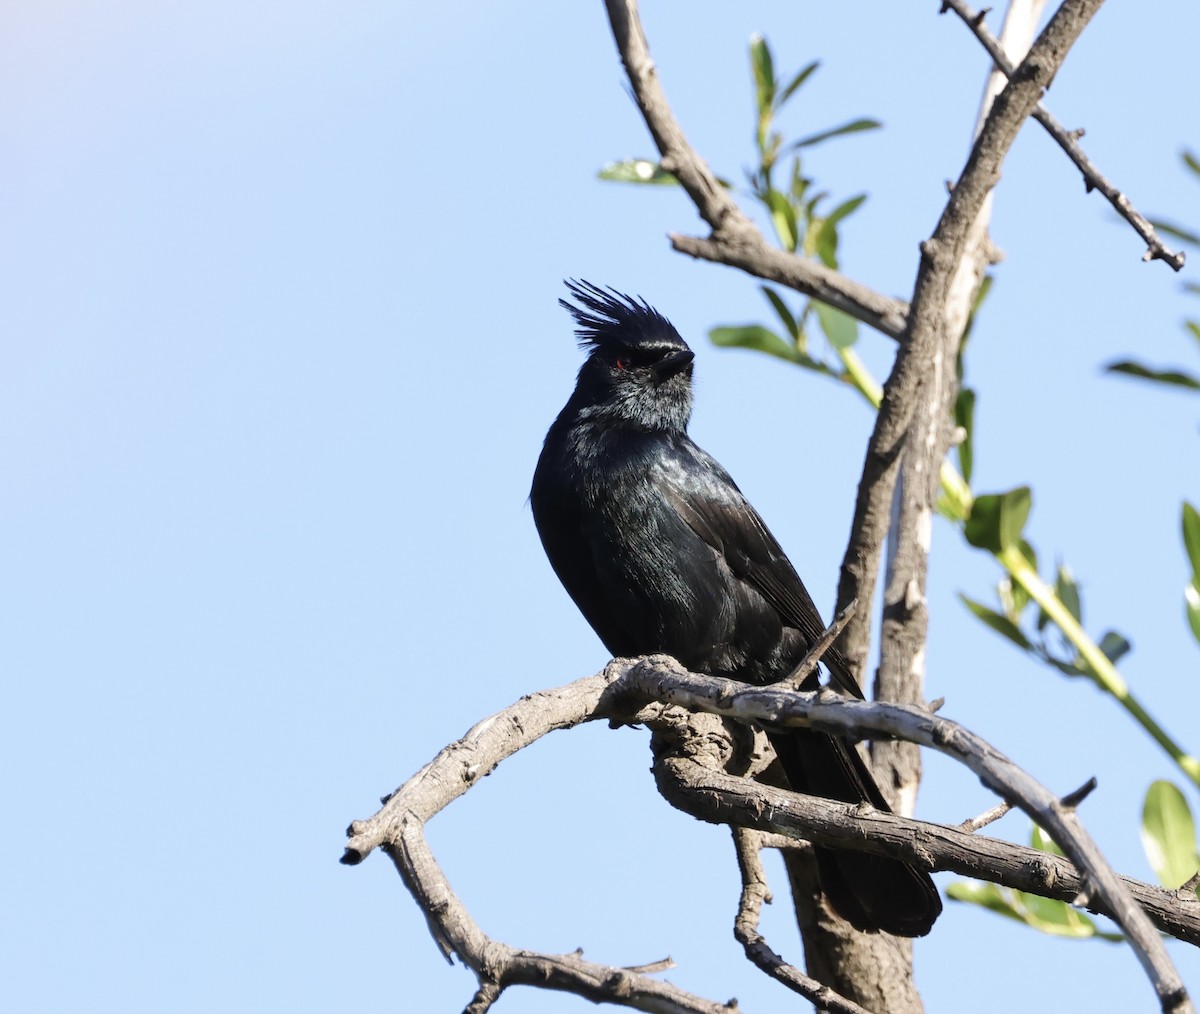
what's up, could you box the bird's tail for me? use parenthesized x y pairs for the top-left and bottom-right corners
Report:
(767, 728), (941, 937)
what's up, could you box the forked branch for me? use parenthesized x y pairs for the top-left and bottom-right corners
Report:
(344, 657), (1196, 1013)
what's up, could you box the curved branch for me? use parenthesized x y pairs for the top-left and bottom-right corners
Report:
(343, 670), (732, 1014)
(630, 654), (1192, 1013)
(344, 659), (1197, 1013)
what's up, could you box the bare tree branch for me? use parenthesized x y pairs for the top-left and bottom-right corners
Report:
(343, 673), (734, 1014)
(344, 659), (1197, 1013)
(835, 0), (1107, 678)
(731, 828), (874, 1014)
(958, 800), (1014, 832)
(872, 0), (1044, 816)
(631, 654), (1194, 1013)
(941, 0), (1186, 271)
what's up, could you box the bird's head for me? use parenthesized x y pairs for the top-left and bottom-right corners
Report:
(560, 280), (694, 433)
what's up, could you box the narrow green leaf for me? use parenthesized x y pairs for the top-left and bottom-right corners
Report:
(764, 188), (798, 251)
(1018, 892), (1110, 938)
(954, 388), (976, 485)
(822, 193), (867, 229)
(814, 301), (858, 351)
(598, 159), (680, 186)
(1030, 825), (1065, 857)
(1097, 630), (1132, 664)
(1184, 149), (1200, 178)
(788, 160), (810, 207)
(1182, 502), (1200, 577)
(1000, 487), (1033, 551)
(1105, 360), (1200, 391)
(812, 193), (867, 268)
(1186, 581), (1200, 644)
(777, 59), (820, 108)
(783, 117), (882, 153)
(761, 287), (799, 340)
(1043, 654), (1088, 679)
(947, 881), (1118, 940)
(1186, 321), (1200, 347)
(750, 35), (775, 117)
(946, 881), (1026, 922)
(960, 594), (1033, 651)
(709, 325), (799, 364)
(1141, 780), (1200, 889)
(1054, 564), (1083, 625)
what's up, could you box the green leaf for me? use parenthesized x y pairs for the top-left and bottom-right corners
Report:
(1184, 149), (1200, 178)
(750, 34), (775, 118)
(1186, 321), (1200, 347)
(1183, 502), (1200, 577)
(960, 594), (1033, 651)
(709, 325), (799, 364)
(954, 388), (976, 485)
(1186, 581), (1200, 645)
(947, 881), (1119, 940)
(1055, 564), (1082, 625)
(761, 287), (799, 340)
(1031, 825), (1065, 857)
(1097, 630), (1132, 664)
(964, 487), (1033, 554)
(1018, 892), (1112, 938)
(783, 117), (882, 153)
(1105, 360), (1200, 391)
(598, 159), (679, 185)
(812, 193), (867, 268)
(764, 188), (798, 251)
(777, 59), (820, 108)
(946, 881), (1026, 922)
(1141, 780), (1200, 889)
(814, 301), (858, 351)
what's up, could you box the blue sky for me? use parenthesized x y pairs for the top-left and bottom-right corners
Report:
(3, 3), (1200, 1011)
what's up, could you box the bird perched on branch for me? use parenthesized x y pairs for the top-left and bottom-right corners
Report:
(530, 280), (940, 937)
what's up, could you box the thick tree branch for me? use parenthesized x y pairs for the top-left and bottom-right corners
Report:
(871, 0), (1045, 816)
(663, 737), (1200, 949)
(344, 658), (1197, 1013)
(632, 654), (1193, 1013)
(835, 0), (1106, 677)
(942, 0), (1186, 271)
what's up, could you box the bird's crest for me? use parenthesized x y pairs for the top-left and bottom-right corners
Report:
(560, 280), (687, 355)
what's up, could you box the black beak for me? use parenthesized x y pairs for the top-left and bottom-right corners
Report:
(652, 349), (695, 382)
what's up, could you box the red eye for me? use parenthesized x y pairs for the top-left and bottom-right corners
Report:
(614, 356), (630, 371)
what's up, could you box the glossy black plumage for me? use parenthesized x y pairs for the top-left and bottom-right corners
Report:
(530, 280), (940, 936)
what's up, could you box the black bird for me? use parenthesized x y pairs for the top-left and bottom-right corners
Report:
(530, 280), (940, 937)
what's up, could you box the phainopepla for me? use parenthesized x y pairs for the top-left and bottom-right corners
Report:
(531, 280), (941, 937)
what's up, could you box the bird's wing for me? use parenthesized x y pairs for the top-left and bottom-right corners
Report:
(657, 440), (864, 699)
